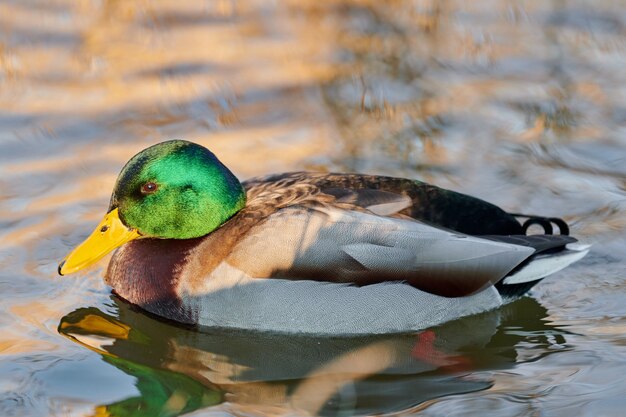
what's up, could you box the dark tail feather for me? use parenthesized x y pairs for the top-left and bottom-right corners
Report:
(481, 232), (588, 300)
(509, 213), (570, 236)
(495, 278), (542, 299)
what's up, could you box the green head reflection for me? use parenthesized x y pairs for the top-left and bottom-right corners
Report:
(58, 308), (221, 417)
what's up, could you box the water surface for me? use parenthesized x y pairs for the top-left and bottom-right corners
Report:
(1, 1), (625, 416)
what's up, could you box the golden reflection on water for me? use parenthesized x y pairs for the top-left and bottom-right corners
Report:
(1, 0), (626, 416)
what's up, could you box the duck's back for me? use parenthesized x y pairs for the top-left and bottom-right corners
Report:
(242, 172), (524, 236)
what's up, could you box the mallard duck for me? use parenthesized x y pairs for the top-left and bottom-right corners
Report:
(58, 140), (589, 334)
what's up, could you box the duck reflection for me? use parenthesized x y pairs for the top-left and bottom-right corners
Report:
(58, 296), (569, 417)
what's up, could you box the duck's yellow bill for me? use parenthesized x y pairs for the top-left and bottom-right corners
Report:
(58, 208), (140, 275)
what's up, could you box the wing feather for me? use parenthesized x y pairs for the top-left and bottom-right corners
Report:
(226, 206), (534, 297)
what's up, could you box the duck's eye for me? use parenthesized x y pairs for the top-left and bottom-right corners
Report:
(141, 182), (159, 194)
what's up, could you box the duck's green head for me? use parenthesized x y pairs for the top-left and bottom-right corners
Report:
(58, 140), (246, 275)
(112, 140), (246, 238)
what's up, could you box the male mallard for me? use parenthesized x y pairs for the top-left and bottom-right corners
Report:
(59, 140), (589, 334)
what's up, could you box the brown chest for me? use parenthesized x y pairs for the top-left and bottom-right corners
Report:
(105, 238), (204, 324)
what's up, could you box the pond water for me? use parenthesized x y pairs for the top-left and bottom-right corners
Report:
(1, 1), (625, 416)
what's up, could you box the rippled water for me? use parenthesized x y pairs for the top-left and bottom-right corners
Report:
(1, 1), (625, 416)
